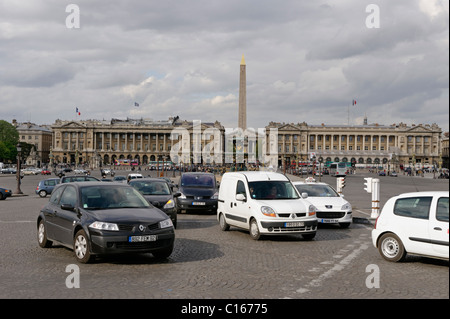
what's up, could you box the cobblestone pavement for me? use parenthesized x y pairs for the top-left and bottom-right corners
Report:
(0, 172), (448, 299)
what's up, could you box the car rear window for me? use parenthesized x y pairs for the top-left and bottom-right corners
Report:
(393, 196), (432, 220)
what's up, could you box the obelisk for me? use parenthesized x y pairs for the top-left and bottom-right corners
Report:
(238, 54), (247, 131)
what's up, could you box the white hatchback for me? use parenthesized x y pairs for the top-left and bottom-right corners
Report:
(293, 180), (352, 228)
(372, 191), (449, 262)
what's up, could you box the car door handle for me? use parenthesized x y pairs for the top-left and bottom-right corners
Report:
(434, 227), (442, 231)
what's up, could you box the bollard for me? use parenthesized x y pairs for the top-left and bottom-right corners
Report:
(371, 178), (380, 219)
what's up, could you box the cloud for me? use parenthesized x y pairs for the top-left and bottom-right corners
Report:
(0, 0), (447, 133)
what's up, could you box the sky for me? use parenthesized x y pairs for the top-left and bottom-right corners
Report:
(0, 0), (448, 132)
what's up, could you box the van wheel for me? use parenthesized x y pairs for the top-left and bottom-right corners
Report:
(249, 218), (261, 240)
(378, 233), (406, 262)
(219, 213), (230, 231)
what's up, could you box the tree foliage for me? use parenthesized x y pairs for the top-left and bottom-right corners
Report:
(0, 120), (19, 162)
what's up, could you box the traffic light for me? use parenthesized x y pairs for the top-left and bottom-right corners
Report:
(338, 177), (345, 189)
(364, 177), (373, 193)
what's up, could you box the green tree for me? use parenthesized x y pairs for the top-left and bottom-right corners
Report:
(0, 120), (19, 162)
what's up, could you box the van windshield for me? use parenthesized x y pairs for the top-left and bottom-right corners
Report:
(248, 181), (299, 200)
(181, 174), (215, 187)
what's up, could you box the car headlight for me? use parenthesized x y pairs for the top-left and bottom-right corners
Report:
(211, 192), (219, 199)
(163, 199), (175, 209)
(308, 204), (317, 216)
(341, 203), (352, 211)
(261, 206), (276, 217)
(89, 221), (119, 231)
(159, 218), (173, 229)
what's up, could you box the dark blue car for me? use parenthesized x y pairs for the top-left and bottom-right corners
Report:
(0, 187), (12, 200)
(36, 178), (60, 198)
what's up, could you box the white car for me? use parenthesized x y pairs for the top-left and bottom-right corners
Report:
(372, 191), (449, 262)
(217, 171), (318, 240)
(293, 180), (352, 228)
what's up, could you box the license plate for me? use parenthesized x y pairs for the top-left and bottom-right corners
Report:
(192, 202), (206, 205)
(128, 235), (157, 242)
(321, 219), (339, 223)
(284, 221), (304, 227)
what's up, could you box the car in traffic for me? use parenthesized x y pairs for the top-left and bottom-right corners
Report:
(217, 171), (318, 240)
(36, 178), (60, 198)
(0, 187), (12, 200)
(129, 178), (181, 228)
(37, 182), (175, 263)
(178, 172), (219, 214)
(112, 176), (127, 183)
(22, 167), (40, 175)
(293, 180), (352, 228)
(127, 173), (143, 182)
(41, 169), (52, 175)
(372, 191), (449, 262)
(1, 168), (16, 174)
(60, 175), (100, 183)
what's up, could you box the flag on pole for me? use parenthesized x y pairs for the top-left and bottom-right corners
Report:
(76, 107), (80, 115)
(134, 102), (140, 107)
(352, 99), (357, 106)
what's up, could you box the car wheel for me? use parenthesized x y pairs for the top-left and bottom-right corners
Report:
(378, 233), (406, 262)
(0, 193), (3, 200)
(219, 213), (230, 231)
(37, 220), (52, 248)
(74, 229), (94, 263)
(38, 190), (47, 198)
(249, 218), (261, 240)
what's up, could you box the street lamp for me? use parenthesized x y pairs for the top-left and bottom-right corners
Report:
(15, 143), (23, 195)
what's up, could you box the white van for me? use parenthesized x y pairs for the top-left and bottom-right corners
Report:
(217, 171), (318, 240)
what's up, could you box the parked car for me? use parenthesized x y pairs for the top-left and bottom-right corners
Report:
(36, 178), (60, 198)
(372, 191), (449, 262)
(217, 172), (318, 240)
(129, 178), (181, 228)
(293, 180), (352, 228)
(22, 167), (40, 175)
(60, 175), (100, 183)
(1, 168), (16, 174)
(178, 172), (218, 214)
(37, 182), (175, 263)
(0, 187), (12, 200)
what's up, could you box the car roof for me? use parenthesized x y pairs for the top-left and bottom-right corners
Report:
(225, 171), (290, 182)
(130, 178), (167, 182)
(395, 191), (448, 198)
(292, 181), (329, 186)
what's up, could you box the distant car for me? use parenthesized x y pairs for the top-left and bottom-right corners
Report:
(41, 169), (51, 175)
(378, 171), (386, 176)
(36, 178), (60, 198)
(60, 176), (100, 183)
(129, 178), (181, 227)
(390, 171), (398, 177)
(372, 191), (449, 262)
(112, 176), (127, 183)
(37, 182), (175, 263)
(1, 168), (16, 174)
(293, 180), (352, 228)
(22, 168), (40, 175)
(0, 187), (12, 200)
(74, 168), (88, 174)
(127, 173), (143, 182)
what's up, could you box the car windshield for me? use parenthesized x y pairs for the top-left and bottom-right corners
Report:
(295, 184), (339, 197)
(80, 185), (150, 209)
(130, 181), (170, 195)
(181, 174), (215, 187)
(248, 181), (299, 200)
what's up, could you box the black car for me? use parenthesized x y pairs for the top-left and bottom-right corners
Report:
(37, 182), (175, 263)
(0, 187), (12, 200)
(129, 178), (180, 228)
(177, 172), (218, 213)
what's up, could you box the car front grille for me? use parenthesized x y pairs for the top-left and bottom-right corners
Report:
(316, 212), (346, 219)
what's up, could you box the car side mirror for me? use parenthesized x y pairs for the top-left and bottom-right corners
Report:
(236, 193), (247, 202)
(173, 192), (181, 198)
(301, 192), (308, 199)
